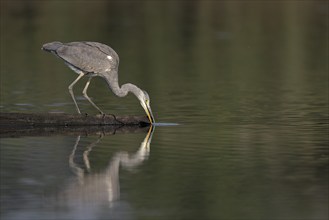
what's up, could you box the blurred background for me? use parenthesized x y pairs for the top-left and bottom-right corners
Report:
(1, 1), (328, 220)
(1, 1), (327, 121)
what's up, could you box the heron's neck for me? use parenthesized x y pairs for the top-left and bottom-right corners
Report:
(103, 73), (142, 99)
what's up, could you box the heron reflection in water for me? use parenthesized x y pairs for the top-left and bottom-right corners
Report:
(42, 41), (155, 123)
(62, 125), (154, 209)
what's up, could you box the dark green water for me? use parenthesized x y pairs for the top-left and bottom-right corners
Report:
(1, 1), (328, 220)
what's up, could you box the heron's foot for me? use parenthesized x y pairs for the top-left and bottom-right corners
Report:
(107, 113), (124, 125)
(97, 113), (124, 125)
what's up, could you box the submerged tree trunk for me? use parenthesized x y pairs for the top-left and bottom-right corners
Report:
(0, 112), (151, 137)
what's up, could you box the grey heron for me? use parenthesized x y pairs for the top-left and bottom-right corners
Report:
(42, 41), (154, 123)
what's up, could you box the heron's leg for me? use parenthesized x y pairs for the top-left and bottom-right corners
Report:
(82, 77), (104, 115)
(68, 73), (85, 114)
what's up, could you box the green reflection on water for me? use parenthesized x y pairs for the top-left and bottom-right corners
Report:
(0, 1), (328, 220)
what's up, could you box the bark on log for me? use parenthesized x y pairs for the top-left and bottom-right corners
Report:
(0, 112), (151, 137)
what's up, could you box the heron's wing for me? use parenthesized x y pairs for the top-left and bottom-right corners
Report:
(55, 42), (119, 74)
(42, 41), (63, 52)
(82, 42), (119, 64)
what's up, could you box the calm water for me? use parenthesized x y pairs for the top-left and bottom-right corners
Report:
(1, 2), (328, 220)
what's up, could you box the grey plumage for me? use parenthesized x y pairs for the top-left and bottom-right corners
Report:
(42, 41), (154, 123)
(42, 41), (119, 74)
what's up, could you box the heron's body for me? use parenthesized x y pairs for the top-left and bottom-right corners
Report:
(42, 41), (154, 123)
(43, 42), (119, 76)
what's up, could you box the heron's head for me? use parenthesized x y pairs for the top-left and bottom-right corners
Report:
(138, 90), (155, 124)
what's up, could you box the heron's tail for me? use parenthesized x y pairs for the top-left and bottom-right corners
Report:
(41, 41), (63, 52)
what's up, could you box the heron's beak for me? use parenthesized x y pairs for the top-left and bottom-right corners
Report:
(141, 101), (155, 124)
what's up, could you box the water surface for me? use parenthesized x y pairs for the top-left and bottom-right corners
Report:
(1, 1), (328, 220)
